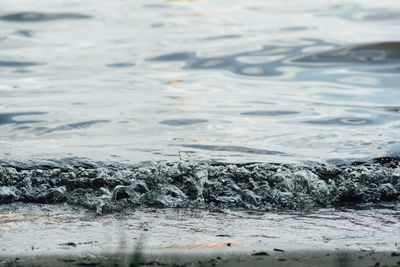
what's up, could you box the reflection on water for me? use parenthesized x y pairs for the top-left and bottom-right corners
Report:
(201, 34), (242, 41)
(0, 60), (43, 67)
(294, 42), (400, 64)
(0, 0), (400, 164)
(303, 117), (373, 126)
(150, 45), (294, 77)
(151, 41), (400, 77)
(355, 11), (400, 21)
(106, 62), (135, 68)
(159, 119), (208, 126)
(14, 30), (34, 37)
(0, 112), (46, 125)
(180, 144), (287, 155)
(384, 106), (400, 113)
(241, 111), (299, 116)
(42, 120), (110, 134)
(0, 12), (92, 22)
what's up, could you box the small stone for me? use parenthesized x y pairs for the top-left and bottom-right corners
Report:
(251, 251), (269, 256)
(59, 242), (77, 247)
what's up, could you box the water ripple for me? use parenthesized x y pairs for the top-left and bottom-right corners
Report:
(0, 12), (92, 22)
(180, 144), (287, 156)
(0, 112), (46, 125)
(150, 41), (400, 77)
(159, 119), (208, 126)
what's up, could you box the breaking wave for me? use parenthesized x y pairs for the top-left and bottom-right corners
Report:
(0, 158), (399, 213)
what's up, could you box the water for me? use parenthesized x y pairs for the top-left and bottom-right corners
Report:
(0, 0), (399, 165)
(1, 160), (399, 212)
(0, 1), (400, 212)
(1, 204), (399, 259)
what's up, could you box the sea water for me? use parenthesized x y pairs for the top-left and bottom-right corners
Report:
(0, 0), (400, 212)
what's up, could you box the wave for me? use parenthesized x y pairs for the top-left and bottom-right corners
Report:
(293, 42), (400, 64)
(0, 158), (399, 213)
(149, 41), (400, 78)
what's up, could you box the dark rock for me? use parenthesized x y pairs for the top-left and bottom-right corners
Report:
(251, 251), (269, 256)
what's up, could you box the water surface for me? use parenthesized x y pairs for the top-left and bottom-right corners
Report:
(0, 0), (400, 164)
(1, 1), (400, 216)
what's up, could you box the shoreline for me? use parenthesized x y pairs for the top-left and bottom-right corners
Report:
(1, 158), (399, 212)
(1, 204), (399, 266)
(2, 250), (400, 266)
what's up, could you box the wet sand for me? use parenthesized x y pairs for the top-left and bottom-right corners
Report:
(1, 204), (399, 266)
(2, 250), (400, 266)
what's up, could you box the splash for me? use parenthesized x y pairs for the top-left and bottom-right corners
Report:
(0, 158), (399, 213)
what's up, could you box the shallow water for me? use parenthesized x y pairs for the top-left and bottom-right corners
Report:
(1, 204), (399, 257)
(0, 0), (400, 215)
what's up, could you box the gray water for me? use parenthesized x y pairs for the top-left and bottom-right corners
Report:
(1, 160), (400, 212)
(1, 0), (400, 212)
(1, 0), (400, 164)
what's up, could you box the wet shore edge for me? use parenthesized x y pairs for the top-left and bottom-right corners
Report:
(1, 156), (400, 212)
(1, 157), (399, 266)
(0, 250), (399, 267)
(1, 204), (400, 266)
